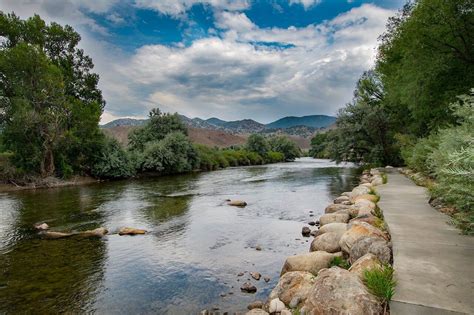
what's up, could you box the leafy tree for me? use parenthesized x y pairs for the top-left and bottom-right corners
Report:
(0, 13), (104, 177)
(268, 135), (301, 161)
(91, 137), (135, 179)
(245, 134), (269, 157)
(309, 133), (329, 158)
(129, 108), (187, 151)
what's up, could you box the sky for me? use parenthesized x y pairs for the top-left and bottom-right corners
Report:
(0, 0), (405, 123)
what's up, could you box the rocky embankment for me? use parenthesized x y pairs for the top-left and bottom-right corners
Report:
(245, 169), (393, 315)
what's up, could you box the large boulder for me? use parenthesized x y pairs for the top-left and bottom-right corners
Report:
(354, 199), (376, 210)
(339, 221), (388, 253)
(281, 251), (341, 276)
(269, 271), (315, 307)
(349, 253), (382, 279)
(370, 169), (381, 176)
(246, 309), (268, 315)
(268, 298), (286, 313)
(313, 222), (347, 237)
(353, 194), (379, 203)
(351, 204), (373, 216)
(301, 267), (382, 315)
(349, 214), (379, 226)
(350, 236), (392, 264)
(350, 185), (372, 199)
(319, 212), (350, 226)
(334, 196), (350, 204)
(371, 176), (384, 186)
(324, 204), (351, 214)
(310, 232), (342, 253)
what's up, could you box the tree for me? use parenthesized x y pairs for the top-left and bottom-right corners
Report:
(309, 133), (329, 158)
(0, 13), (104, 177)
(128, 108), (187, 151)
(91, 137), (135, 179)
(268, 135), (301, 161)
(245, 134), (269, 157)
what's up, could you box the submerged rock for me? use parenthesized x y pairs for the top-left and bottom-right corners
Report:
(228, 200), (247, 207)
(280, 251), (341, 276)
(301, 267), (382, 315)
(250, 272), (261, 280)
(241, 282), (257, 293)
(34, 222), (49, 230)
(118, 227), (147, 235)
(301, 226), (311, 237)
(40, 231), (75, 239)
(269, 271), (314, 307)
(263, 276), (270, 282)
(255, 245), (262, 251)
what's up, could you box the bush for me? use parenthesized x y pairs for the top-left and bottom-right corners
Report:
(266, 151), (285, 163)
(268, 136), (301, 161)
(363, 264), (396, 314)
(91, 137), (135, 179)
(246, 134), (269, 157)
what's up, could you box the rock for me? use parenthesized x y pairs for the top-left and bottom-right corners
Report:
(313, 222), (347, 237)
(349, 253), (382, 279)
(350, 236), (392, 264)
(256, 245), (262, 251)
(370, 168), (381, 176)
(269, 298), (285, 313)
(310, 229), (318, 237)
(238, 272), (245, 276)
(324, 203), (351, 214)
(360, 182), (373, 188)
(339, 221), (388, 253)
(280, 310), (292, 315)
(301, 267), (382, 315)
(334, 195), (350, 204)
(247, 300), (264, 310)
(118, 227), (147, 235)
(289, 296), (300, 309)
(353, 194), (379, 203)
(250, 272), (261, 280)
(301, 226), (311, 237)
(352, 204), (373, 217)
(341, 191), (351, 197)
(310, 232), (342, 253)
(281, 251), (341, 276)
(34, 222), (49, 230)
(269, 271), (314, 307)
(246, 309), (268, 315)
(241, 282), (257, 293)
(264, 276), (270, 282)
(319, 212), (349, 226)
(78, 227), (108, 237)
(308, 221), (316, 226)
(350, 185), (372, 199)
(371, 176), (384, 186)
(354, 199), (376, 210)
(385, 165), (393, 169)
(228, 200), (247, 207)
(40, 231), (74, 239)
(349, 214), (379, 226)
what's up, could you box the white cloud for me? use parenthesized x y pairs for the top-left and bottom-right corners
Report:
(288, 0), (322, 9)
(106, 13), (125, 25)
(133, 0), (249, 16)
(108, 4), (394, 122)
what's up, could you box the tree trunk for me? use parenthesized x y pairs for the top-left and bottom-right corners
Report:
(40, 147), (55, 178)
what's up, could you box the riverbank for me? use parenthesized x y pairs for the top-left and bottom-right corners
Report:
(0, 175), (101, 192)
(242, 168), (394, 314)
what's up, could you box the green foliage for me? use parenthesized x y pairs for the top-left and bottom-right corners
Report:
(128, 109), (187, 151)
(194, 145), (269, 171)
(0, 13), (104, 178)
(329, 256), (350, 269)
(91, 137), (135, 179)
(245, 134), (269, 157)
(268, 135), (301, 161)
(363, 264), (396, 312)
(140, 132), (198, 174)
(309, 133), (330, 158)
(266, 151), (285, 163)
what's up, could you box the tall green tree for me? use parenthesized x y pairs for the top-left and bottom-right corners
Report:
(0, 13), (105, 177)
(268, 135), (301, 161)
(245, 134), (269, 157)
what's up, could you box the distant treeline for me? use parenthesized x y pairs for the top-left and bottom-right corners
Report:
(309, 0), (473, 233)
(0, 13), (300, 183)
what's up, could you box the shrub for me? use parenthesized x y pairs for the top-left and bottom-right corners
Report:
(268, 135), (301, 161)
(246, 134), (269, 157)
(266, 151), (285, 163)
(91, 137), (135, 179)
(363, 264), (396, 314)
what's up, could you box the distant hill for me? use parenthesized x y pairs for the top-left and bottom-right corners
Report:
(101, 114), (336, 136)
(265, 115), (336, 129)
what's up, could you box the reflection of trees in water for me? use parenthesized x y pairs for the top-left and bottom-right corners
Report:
(326, 167), (361, 197)
(0, 185), (113, 313)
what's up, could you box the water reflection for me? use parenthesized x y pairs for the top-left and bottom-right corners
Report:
(0, 158), (359, 313)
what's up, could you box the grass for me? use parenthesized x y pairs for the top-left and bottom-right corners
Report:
(363, 264), (396, 315)
(329, 256), (351, 269)
(381, 173), (388, 184)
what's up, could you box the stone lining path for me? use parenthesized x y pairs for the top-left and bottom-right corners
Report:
(377, 171), (474, 315)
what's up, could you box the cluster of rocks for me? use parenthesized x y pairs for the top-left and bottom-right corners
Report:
(245, 168), (392, 314)
(34, 223), (147, 238)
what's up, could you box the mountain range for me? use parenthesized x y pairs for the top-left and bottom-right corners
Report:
(102, 114), (336, 134)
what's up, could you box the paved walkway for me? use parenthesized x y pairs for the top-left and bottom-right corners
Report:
(376, 171), (474, 315)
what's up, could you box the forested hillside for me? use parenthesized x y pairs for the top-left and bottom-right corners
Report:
(310, 0), (473, 232)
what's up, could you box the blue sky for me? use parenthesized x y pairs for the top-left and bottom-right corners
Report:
(0, 0), (405, 123)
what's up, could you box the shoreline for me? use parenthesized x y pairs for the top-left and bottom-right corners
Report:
(242, 167), (394, 314)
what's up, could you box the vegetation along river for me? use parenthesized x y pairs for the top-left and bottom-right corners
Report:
(0, 158), (359, 314)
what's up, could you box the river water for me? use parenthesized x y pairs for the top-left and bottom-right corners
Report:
(0, 158), (358, 314)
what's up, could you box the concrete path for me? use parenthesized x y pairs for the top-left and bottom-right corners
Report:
(376, 171), (474, 315)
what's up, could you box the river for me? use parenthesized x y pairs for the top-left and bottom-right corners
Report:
(0, 158), (359, 314)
